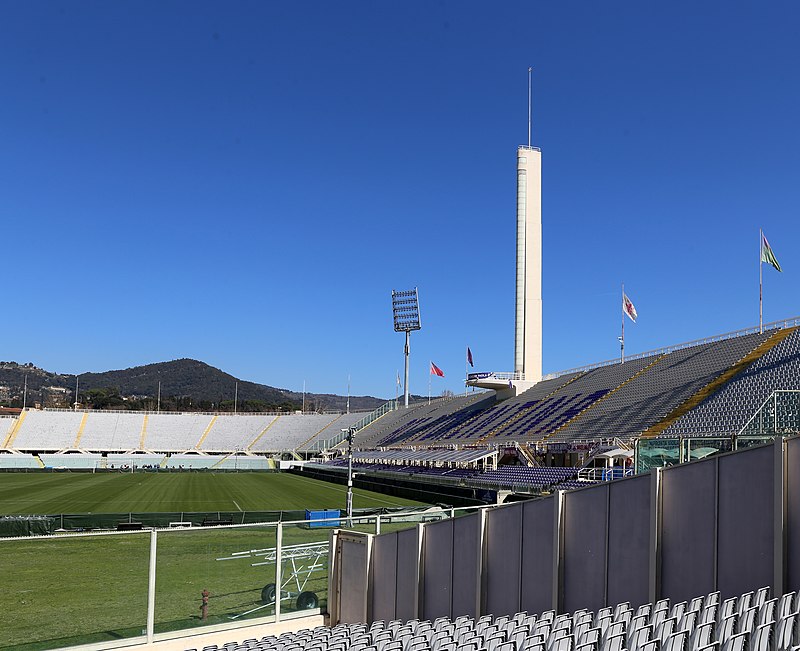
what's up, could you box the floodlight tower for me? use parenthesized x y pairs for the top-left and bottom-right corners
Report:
(392, 288), (421, 408)
(514, 68), (542, 384)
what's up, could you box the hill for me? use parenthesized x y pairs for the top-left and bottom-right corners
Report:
(0, 359), (387, 413)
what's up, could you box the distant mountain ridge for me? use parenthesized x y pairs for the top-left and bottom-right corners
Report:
(0, 359), (388, 413)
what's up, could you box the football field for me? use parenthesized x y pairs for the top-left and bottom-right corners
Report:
(0, 472), (428, 650)
(0, 470), (423, 514)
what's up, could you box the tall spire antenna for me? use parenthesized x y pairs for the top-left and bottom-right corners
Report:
(527, 66), (532, 147)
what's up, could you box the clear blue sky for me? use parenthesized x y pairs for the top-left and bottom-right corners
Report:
(2, 1), (800, 399)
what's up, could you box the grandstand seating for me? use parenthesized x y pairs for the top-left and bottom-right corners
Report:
(0, 417), (15, 444)
(354, 377), (577, 448)
(0, 452), (40, 469)
(355, 394), (497, 448)
(320, 460), (478, 479)
(467, 465), (579, 489)
(550, 331), (772, 442)
(202, 415), (278, 452)
(165, 454), (223, 469)
(11, 410), (84, 450)
(189, 586), (800, 651)
(163, 453), (273, 470)
(4, 325), (800, 458)
(353, 328), (788, 447)
(661, 328), (800, 437)
(214, 455), (272, 470)
(387, 362), (651, 445)
(349, 449), (494, 465)
(39, 453), (102, 469)
(79, 411), (144, 450)
(107, 453), (165, 468)
(145, 413), (215, 451)
(249, 413), (361, 453)
(2, 410), (367, 454)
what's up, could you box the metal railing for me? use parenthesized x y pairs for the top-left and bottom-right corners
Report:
(0, 503), (490, 650)
(466, 371), (526, 382)
(542, 316), (800, 382)
(35, 407), (369, 417)
(738, 389), (800, 438)
(307, 400), (398, 452)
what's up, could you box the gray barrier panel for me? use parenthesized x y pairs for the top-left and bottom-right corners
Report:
(485, 503), (523, 617)
(520, 496), (555, 615)
(788, 436), (800, 591)
(371, 533), (398, 622)
(717, 445), (774, 599)
(423, 519), (454, 620)
(339, 537), (369, 624)
(563, 485), (608, 613)
(396, 527), (420, 621)
(607, 474), (650, 608)
(661, 458), (717, 602)
(452, 513), (481, 619)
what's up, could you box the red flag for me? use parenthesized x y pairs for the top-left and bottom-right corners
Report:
(430, 362), (445, 377)
(467, 347), (474, 368)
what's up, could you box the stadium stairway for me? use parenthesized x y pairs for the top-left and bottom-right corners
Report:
(195, 415), (219, 449)
(376, 393), (498, 448)
(210, 449), (239, 469)
(516, 443), (539, 466)
(298, 413), (348, 450)
(538, 354), (667, 444)
(139, 414), (149, 449)
(475, 372), (588, 444)
(72, 412), (90, 449)
(1, 410), (26, 449)
(641, 326), (797, 439)
(352, 402), (431, 449)
(247, 417), (280, 451)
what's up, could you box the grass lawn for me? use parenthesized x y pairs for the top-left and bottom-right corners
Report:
(0, 472), (426, 650)
(0, 470), (423, 514)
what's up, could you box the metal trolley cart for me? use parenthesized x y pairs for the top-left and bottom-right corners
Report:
(217, 540), (328, 619)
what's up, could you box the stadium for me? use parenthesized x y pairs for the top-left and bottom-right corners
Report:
(3, 115), (800, 651)
(4, 7), (800, 651)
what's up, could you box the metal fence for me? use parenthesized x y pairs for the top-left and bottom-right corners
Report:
(0, 506), (458, 651)
(330, 435), (800, 625)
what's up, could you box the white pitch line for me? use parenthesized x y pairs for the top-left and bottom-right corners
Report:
(232, 500), (242, 512)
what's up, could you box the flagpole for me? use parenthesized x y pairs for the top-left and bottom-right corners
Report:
(464, 346), (468, 397)
(428, 363), (431, 405)
(621, 283), (625, 364)
(759, 228), (763, 334)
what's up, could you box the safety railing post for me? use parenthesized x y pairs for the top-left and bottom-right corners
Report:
(275, 522), (283, 622)
(146, 529), (157, 643)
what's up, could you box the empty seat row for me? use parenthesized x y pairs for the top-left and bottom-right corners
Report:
(188, 586), (800, 651)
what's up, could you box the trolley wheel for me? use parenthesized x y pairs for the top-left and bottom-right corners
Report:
(261, 583), (277, 604)
(296, 591), (319, 610)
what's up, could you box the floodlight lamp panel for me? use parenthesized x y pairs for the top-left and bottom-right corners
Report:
(391, 287), (422, 332)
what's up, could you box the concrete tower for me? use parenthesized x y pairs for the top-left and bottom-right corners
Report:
(513, 145), (542, 383)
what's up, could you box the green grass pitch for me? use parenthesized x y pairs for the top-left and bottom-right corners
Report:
(0, 471), (423, 514)
(0, 472), (426, 650)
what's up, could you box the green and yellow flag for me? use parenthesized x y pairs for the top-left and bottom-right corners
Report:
(761, 232), (782, 272)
